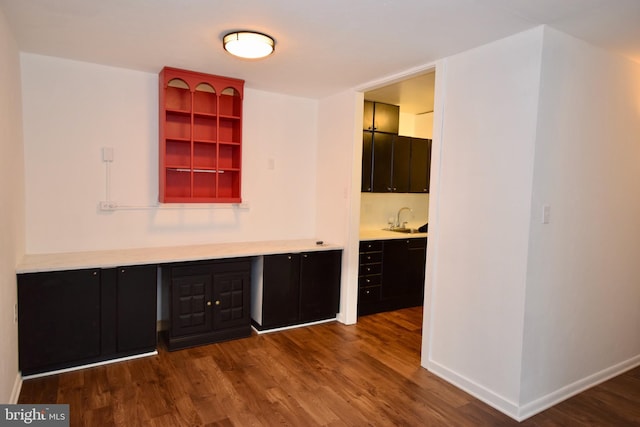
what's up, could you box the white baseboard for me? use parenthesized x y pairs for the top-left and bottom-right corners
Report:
(22, 351), (158, 380)
(251, 317), (337, 335)
(9, 372), (22, 404)
(426, 359), (520, 419)
(427, 353), (640, 422)
(516, 354), (640, 420)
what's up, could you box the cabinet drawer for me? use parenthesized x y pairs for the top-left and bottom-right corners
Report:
(359, 263), (382, 276)
(359, 274), (381, 287)
(359, 286), (381, 303)
(359, 252), (382, 265)
(408, 238), (427, 249)
(360, 240), (382, 252)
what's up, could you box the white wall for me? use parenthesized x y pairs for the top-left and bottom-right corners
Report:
(21, 54), (320, 254)
(425, 27), (544, 413)
(425, 25), (640, 421)
(0, 7), (25, 403)
(519, 27), (640, 415)
(317, 90), (363, 324)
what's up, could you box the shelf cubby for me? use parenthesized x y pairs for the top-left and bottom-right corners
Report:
(159, 67), (244, 203)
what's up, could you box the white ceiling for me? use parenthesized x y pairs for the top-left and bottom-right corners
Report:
(1, 0), (639, 105)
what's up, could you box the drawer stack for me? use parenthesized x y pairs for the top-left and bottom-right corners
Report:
(358, 241), (383, 315)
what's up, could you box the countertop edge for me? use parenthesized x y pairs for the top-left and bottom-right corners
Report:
(359, 229), (428, 241)
(17, 239), (343, 274)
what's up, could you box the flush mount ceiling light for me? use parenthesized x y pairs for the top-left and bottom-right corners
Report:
(223, 31), (275, 59)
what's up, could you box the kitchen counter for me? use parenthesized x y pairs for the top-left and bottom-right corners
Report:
(17, 239), (342, 273)
(359, 228), (428, 241)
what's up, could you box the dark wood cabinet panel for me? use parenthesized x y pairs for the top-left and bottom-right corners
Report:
(409, 138), (432, 193)
(212, 269), (251, 330)
(18, 265), (158, 376)
(259, 250), (342, 330)
(357, 241), (383, 316)
(171, 271), (213, 337)
(361, 98), (432, 194)
(116, 265), (158, 354)
(371, 132), (394, 192)
(18, 269), (101, 375)
(369, 135), (432, 194)
(363, 100), (374, 132)
(165, 258), (251, 350)
(358, 238), (426, 316)
(364, 101), (400, 134)
(300, 250), (342, 323)
(392, 136), (411, 193)
(362, 131), (373, 192)
(262, 254), (300, 329)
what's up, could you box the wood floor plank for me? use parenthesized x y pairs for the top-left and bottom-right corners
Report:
(17, 307), (640, 426)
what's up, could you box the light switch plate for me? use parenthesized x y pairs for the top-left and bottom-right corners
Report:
(542, 205), (551, 224)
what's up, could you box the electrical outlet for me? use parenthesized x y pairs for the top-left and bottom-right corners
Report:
(14, 303), (18, 323)
(99, 201), (117, 211)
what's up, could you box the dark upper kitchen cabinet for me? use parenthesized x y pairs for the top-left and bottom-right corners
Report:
(361, 99), (431, 193)
(409, 137), (432, 193)
(259, 250), (342, 330)
(371, 132), (394, 192)
(369, 135), (429, 193)
(391, 135), (411, 193)
(18, 265), (158, 376)
(362, 131), (373, 192)
(165, 258), (251, 350)
(363, 101), (399, 134)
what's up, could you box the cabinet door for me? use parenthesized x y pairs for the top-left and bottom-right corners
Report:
(392, 135), (411, 193)
(410, 138), (431, 193)
(171, 273), (213, 337)
(363, 100), (374, 131)
(299, 250), (342, 323)
(117, 265), (157, 353)
(212, 269), (251, 330)
(372, 102), (400, 134)
(407, 239), (427, 298)
(263, 254), (301, 328)
(361, 131), (373, 192)
(18, 269), (101, 375)
(382, 239), (426, 304)
(372, 132), (394, 192)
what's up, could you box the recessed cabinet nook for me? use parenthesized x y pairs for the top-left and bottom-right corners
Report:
(16, 66), (344, 377)
(159, 67), (244, 203)
(17, 243), (343, 376)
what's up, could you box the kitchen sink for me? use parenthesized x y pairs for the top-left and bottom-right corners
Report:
(383, 227), (421, 234)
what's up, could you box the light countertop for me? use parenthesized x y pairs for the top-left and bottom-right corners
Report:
(359, 228), (428, 241)
(17, 239), (342, 274)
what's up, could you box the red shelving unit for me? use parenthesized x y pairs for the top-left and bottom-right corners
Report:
(159, 67), (244, 203)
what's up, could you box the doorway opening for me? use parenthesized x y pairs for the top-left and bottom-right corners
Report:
(357, 70), (435, 321)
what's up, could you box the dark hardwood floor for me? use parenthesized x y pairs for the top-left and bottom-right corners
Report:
(19, 307), (640, 426)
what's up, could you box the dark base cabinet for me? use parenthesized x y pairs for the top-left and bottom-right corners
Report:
(18, 265), (157, 376)
(255, 250), (342, 330)
(358, 239), (426, 316)
(164, 258), (251, 351)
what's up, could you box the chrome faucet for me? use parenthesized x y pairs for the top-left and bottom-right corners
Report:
(395, 207), (412, 228)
